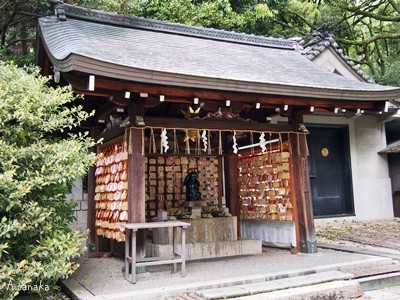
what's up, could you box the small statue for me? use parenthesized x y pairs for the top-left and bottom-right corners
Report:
(183, 171), (202, 201)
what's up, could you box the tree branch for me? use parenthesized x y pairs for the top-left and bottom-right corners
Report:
(336, 32), (400, 46)
(388, 0), (400, 14)
(346, 2), (400, 22)
(285, 8), (316, 30)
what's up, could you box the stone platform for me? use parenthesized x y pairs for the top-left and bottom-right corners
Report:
(147, 239), (262, 260)
(153, 216), (238, 244)
(149, 216), (262, 260)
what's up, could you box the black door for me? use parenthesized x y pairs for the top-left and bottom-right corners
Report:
(307, 126), (354, 217)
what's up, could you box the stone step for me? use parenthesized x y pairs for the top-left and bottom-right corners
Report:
(195, 270), (354, 299)
(163, 292), (206, 300)
(318, 242), (400, 260)
(357, 272), (400, 292)
(230, 281), (362, 300)
(343, 263), (400, 279)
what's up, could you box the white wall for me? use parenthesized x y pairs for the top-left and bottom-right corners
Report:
(312, 47), (364, 82)
(303, 114), (394, 220)
(351, 116), (393, 219)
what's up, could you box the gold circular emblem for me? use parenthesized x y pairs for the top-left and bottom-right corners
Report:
(321, 147), (329, 157)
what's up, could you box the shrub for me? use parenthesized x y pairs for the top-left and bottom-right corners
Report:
(0, 61), (96, 299)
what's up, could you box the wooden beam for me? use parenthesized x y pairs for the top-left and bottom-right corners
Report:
(95, 101), (117, 121)
(144, 116), (294, 132)
(129, 96), (146, 127)
(73, 88), (112, 98)
(64, 73), (384, 111)
(91, 77), (383, 111)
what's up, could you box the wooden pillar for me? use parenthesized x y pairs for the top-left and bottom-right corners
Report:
(127, 92), (147, 260)
(88, 126), (103, 249)
(87, 164), (97, 247)
(289, 112), (317, 254)
(127, 127), (146, 259)
(224, 154), (240, 237)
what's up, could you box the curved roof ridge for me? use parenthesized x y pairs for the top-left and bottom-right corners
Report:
(300, 26), (373, 83)
(60, 3), (295, 50)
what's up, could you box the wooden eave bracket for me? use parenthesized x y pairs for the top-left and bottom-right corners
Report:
(60, 72), (388, 114)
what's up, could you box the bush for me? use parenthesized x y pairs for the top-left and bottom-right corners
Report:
(0, 61), (96, 299)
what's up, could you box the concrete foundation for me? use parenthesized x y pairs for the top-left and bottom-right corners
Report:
(153, 216), (238, 244)
(146, 239), (262, 260)
(150, 216), (261, 260)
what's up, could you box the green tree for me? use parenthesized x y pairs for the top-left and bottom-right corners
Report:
(3, 0), (400, 84)
(280, 0), (400, 84)
(0, 61), (96, 299)
(0, 0), (51, 66)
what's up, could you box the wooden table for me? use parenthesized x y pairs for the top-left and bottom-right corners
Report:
(120, 221), (191, 283)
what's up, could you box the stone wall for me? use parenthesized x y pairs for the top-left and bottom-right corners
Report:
(66, 177), (88, 232)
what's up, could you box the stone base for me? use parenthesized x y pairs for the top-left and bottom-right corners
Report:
(153, 216), (238, 244)
(146, 239), (262, 261)
(183, 201), (207, 208)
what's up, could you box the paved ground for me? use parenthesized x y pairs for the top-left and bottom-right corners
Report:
(63, 218), (400, 299)
(363, 285), (400, 299)
(69, 247), (383, 295)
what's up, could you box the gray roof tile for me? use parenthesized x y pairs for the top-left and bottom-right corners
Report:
(300, 27), (373, 83)
(37, 4), (400, 101)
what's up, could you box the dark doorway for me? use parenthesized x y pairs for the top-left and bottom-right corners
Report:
(307, 125), (354, 217)
(385, 119), (400, 217)
(388, 155), (400, 217)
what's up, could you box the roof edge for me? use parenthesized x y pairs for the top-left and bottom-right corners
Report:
(55, 54), (400, 102)
(59, 3), (295, 50)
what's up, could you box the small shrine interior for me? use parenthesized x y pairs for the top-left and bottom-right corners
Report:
(35, 1), (400, 257)
(39, 70), (388, 256)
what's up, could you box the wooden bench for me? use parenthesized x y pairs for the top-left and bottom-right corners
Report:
(120, 221), (191, 283)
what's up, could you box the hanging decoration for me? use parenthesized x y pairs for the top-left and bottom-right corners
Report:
(180, 106), (201, 119)
(94, 140), (128, 241)
(183, 131), (197, 143)
(143, 126), (307, 157)
(232, 131), (238, 154)
(160, 128), (169, 153)
(185, 129), (190, 154)
(207, 130), (212, 155)
(197, 130), (201, 155)
(202, 130), (208, 152)
(173, 129), (179, 154)
(148, 128), (157, 154)
(259, 132), (267, 153)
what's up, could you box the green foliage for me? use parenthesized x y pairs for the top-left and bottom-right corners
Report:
(0, 62), (97, 299)
(138, 0), (197, 24)
(377, 60), (400, 87)
(0, 0), (50, 66)
(3, 0), (400, 85)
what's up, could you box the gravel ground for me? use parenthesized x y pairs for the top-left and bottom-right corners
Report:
(316, 218), (400, 251)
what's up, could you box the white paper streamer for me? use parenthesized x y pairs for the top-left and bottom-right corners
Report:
(259, 132), (267, 152)
(161, 128), (169, 153)
(233, 131), (238, 154)
(201, 130), (208, 152)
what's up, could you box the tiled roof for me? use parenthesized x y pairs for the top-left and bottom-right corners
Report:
(300, 26), (373, 83)
(62, 4), (295, 50)
(37, 3), (400, 101)
(379, 140), (400, 154)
